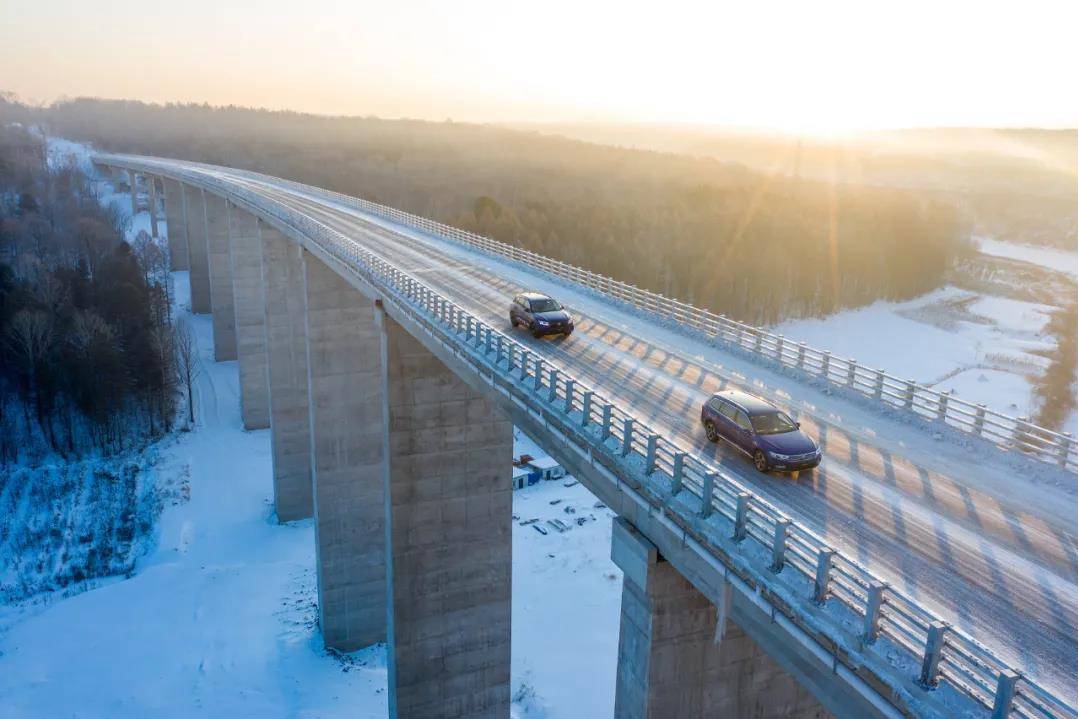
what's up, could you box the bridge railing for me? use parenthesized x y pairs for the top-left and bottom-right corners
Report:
(206, 166), (1076, 477)
(94, 154), (1076, 719)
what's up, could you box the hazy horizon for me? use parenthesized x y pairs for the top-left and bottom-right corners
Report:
(4, 0), (1077, 134)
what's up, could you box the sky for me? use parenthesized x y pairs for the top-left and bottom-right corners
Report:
(2, 0), (1077, 133)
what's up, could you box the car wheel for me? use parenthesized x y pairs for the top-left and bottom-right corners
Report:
(753, 450), (769, 473)
(530, 323), (542, 338)
(704, 420), (718, 443)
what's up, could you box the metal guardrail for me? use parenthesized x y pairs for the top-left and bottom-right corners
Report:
(95, 154), (1076, 719)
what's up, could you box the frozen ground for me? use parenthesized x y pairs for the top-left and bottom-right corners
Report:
(773, 285), (1056, 420)
(977, 235), (1078, 281)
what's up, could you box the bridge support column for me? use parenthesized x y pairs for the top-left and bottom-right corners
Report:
(204, 194), (236, 360)
(162, 178), (189, 270)
(612, 518), (829, 719)
(148, 178), (159, 238)
(127, 169), (138, 216)
(185, 185), (211, 313)
(304, 250), (386, 651)
(378, 308), (513, 718)
(261, 227), (312, 521)
(229, 206), (269, 429)
(203, 197), (236, 362)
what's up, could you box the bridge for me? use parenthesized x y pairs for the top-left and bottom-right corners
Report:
(94, 153), (1076, 719)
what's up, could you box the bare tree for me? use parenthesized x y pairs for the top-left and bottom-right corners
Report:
(7, 309), (55, 443)
(173, 317), (199, 428)
(149, 323), (177, 433)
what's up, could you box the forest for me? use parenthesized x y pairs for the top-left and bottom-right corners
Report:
(5, 96), (972, 324)
(0, 122), (175, 465)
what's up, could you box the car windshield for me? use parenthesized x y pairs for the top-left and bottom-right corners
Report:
(750, 411), (797, 435)
(530, 298), (562, 312)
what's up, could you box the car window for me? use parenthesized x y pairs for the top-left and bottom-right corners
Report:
(717, 402), (738, 420)
(706, 398), (724, 413)
(733, 409), (753, 431)
(751, 411), (797, 435)
(513, 295), (523, 306)
(530, 298), (562, 313)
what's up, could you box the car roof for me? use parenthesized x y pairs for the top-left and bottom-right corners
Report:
(712, 389), (778, 416)
(519, 291), (553, 301)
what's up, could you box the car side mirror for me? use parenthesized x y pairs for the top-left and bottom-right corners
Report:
(795, 421), (801, 428)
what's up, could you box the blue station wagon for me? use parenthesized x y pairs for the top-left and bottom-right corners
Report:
(700, 389), (821, 473)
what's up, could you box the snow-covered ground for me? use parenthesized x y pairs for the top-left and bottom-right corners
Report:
(977, 235), (1078, 281)
(773, 285), (1056, 420)
(775, 234), (1078, 447)
(0, 271), (623, 717)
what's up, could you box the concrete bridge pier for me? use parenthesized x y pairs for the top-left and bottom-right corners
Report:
(127, 169), (138, 216)
(261, 227), (313, 521)
(204, 195), (236, 361)
(612, 518), (829, 719)
(185, 185), (212, 313)
(228, 206), (270, 429)
(162, 178), (189, 270)
(304, 250), (387, 651)
(148, 178), (159, 238)
(378, 308), (513, 718)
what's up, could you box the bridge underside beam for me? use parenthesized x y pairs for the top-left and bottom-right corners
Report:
(262, 227), (312, 521)
(304, 249), (386, 651)
(162, 178), (188, 270)
(185, 185), (211, 314)
(229, 208), (269, 429)
(205, 196), (236, 361)
(612, 518), (830, 719)
(379, 309), (513, 718)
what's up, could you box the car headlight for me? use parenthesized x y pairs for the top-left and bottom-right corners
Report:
(769, 451), (792, 460)
(536, 319), (549, 325)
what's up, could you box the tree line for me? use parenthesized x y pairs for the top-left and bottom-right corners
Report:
(0, 123), (177, 465)
(6, 96), (971, 325)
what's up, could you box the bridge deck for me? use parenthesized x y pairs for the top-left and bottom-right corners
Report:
(119, 158), (1078, 707)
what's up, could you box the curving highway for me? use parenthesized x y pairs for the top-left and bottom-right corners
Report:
(151, 161), (1078, 704)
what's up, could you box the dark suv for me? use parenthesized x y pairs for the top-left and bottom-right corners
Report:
(700, 389), (821, 473)
(510, 292), (574, 338)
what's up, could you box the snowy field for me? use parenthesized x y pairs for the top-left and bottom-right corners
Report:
(773, 285), (1056, 419)
(977, 235), (1078, 281)
(773, 235), (1078, 431)
(0, 271), (623, 718)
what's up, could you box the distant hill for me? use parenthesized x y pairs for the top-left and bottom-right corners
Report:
(505, 121), (1078, 248)
(5, 96), (971, 324)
